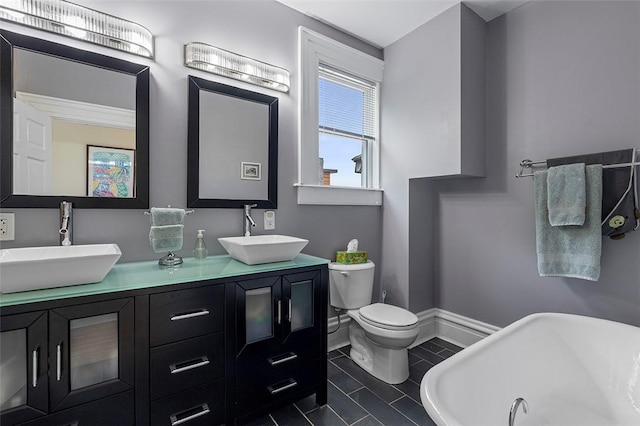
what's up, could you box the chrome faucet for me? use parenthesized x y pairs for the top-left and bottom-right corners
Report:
(508, 397), (529, 426)
(244, 204), (257, 237)
(59, 201), (72, 246)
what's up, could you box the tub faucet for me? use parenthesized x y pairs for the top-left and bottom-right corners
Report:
(508, 397), (529, 426)
(59, 201), (72, 246)
(244, 204), (257, 237)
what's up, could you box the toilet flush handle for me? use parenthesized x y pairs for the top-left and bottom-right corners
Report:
(340, 271), (350, 277)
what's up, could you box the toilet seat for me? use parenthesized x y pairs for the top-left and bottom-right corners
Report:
(358, 303), (418, 331)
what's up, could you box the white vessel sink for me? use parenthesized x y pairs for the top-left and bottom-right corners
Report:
(218, 235), (308, 265)
(0, 244), (122, 293)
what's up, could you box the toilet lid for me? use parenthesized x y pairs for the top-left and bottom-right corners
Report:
(358, 303), (418, 330)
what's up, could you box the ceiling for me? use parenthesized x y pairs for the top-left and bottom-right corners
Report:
(276, 0), (529, 48)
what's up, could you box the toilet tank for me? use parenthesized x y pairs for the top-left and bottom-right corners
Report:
(328, 261), (375, 310)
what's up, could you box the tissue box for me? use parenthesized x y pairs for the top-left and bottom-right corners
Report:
(336, 251), (368, 264)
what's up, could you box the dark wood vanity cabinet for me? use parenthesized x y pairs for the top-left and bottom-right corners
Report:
(0, 261), (328, 426)
(0, 299), (135, 426)
(232, 269), (327, 423)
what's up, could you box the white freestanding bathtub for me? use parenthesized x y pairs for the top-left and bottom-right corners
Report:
(421, 313), (640, 426)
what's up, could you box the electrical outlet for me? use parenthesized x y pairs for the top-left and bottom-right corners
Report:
(264, 210), (275, 230)
(0, 213), (15, 241)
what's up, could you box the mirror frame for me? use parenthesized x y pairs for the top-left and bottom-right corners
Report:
(0, 30), (150, 209)
(187, 75), (278, 209)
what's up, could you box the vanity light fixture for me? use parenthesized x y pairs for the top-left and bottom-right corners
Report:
(0, 0), (154, 58)
(184, 42), (290, 93)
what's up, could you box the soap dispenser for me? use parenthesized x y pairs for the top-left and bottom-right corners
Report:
(193, 229), (208, 260)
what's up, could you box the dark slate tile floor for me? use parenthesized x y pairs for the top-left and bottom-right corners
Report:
(243, 337), (463, 426)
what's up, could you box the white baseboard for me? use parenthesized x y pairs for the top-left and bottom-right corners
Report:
(327, 308), (500, 351)
(434, 309), (500, 348)
(410, 308), (437, 347)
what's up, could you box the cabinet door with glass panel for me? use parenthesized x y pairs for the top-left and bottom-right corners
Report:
(236, 276), (282, 352)
(236, 270), (322, 352)
(0, 311), (48, 425)
(280, 270), (322, 341)
(49, 298), (134, 412)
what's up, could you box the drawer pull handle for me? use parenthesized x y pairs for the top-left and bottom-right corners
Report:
(56, 343), (62, 381)
(170, 309), (210, 321)
(170, 356), (210, 374)
(170, 403), (210, 426)
(268, 352), (298, 366)
(268, 379), (297, 395)
(32, 348), (38, 387)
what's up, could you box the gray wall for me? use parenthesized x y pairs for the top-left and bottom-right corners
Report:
(381, 4), (485, 312)
(0, 0), (383, 308)
(384, 0), (639, 328)
(408, 178), (437, 312)
(435, 0), (640, 327)
(380, 5), (463, 310)
(460, 5), (486, 177)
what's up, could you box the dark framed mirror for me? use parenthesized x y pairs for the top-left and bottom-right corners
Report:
(0, 30), (149, 208)
(187, 76), (278, 209)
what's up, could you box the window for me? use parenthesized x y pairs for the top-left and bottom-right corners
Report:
(319, 66), (377, 188)
(297, 27), (383, 206)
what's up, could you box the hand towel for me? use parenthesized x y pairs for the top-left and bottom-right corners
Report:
(149, 224), (184, 253)
(547, 149), (636, 237)
(150, 207), (185, 226)
(547, 163), (586, 226)
(534, 165), (602, 281)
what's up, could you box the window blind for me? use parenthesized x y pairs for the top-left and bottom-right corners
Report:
(318, 65), (377, 141)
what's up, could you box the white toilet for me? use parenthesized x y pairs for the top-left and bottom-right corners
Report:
(328, 260), (419, 384)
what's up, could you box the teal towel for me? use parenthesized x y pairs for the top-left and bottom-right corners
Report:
(149, 224), (183, 253)
(150, 207), (185, 226)
(547, 163), (586, 226)
(535, 165), (602, 281)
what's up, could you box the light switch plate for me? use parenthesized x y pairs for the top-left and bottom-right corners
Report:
(0, 213), (15, 241)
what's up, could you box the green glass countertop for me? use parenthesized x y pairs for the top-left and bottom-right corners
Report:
(0, 253), (328, 308)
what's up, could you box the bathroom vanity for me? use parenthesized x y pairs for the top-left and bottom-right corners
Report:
(0, 254), (328, 426)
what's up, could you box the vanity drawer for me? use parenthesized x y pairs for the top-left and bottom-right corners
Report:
(150, 332), (224, 400)
(150, 284), (224, 346)
(236, 334), (321, 387)
(150, 380), (225, 426)
(235, 361), (322, 417)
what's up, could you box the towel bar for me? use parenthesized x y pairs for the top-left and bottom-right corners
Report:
(516, 151), (640, 178)
(146, 206), (193, 267)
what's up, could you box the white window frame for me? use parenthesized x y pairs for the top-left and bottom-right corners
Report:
(296, 27), (384, 206)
